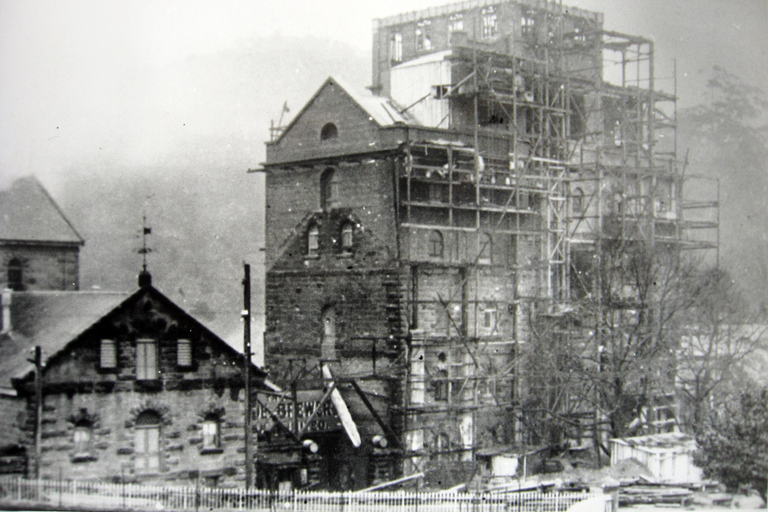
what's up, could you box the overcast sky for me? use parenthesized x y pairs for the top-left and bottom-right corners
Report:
(1, 0), (766, 188)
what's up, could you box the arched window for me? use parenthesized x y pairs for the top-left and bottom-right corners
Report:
(7, 258), (22, 291)
(321, 305), (337, 360)
(135, 411), (161, 472)
(478, 233), (492, 265)
(307, 224), (320, 257)
(341, 222), (354, 252)
(572, 187), (585, 214)
(428, 230), (443, 258)
(202, 414), (221, 451)
(320, 123), (338, 141)
(73, 420), (93, 458)
(433, 370), (449, 401)
(320, 168), (337, 210)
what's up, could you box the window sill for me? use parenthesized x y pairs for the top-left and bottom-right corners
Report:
(336, 252), (354, 259)
(304, 254), (320, 260)
(71, 453), (98, 463)
(200, 448), (224, 455)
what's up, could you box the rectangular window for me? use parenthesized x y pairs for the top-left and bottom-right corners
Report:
(390, 32), (403, 62)
(483, 309), (497, 331)
(482, 7), (497, 38)
(177, 339), (192, 367)
(522, 11), (536, 36)
(416, 19), (432, 51)
(100, 340), (116, 369)
(202, 420), (220, 450)
(449, 13), (464, 33)
(136, 339), (157, 380)
(135, 426), (160, 471)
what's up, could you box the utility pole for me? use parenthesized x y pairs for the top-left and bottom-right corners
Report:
(30, 346), (42, 479)
(243, 264), (253, 490)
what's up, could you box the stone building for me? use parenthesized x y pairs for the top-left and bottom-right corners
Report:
(0, 176), (84, 292)
(260, 0), (715, 491)
(0, 275), (267, 486)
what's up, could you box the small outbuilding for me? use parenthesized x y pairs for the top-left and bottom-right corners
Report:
(610, 432), (702, 484)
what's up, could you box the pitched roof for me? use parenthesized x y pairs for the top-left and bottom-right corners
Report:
(0, 176), (84, 245)
(0, 286), (266, 393)
(0, 291), (129, 390)
(273, 76), (416, 145)
(330, 76), (415, 127)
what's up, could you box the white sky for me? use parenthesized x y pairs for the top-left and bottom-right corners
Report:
(0, 0), (766, 186)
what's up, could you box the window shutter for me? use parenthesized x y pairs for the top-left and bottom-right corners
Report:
(177, 339), (192, 367)
(100, 340), (116, 369)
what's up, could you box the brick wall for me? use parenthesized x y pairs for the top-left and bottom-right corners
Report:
(1, 245), (80, 291)
(266, 158), (398, 268)
(266, 79), (395, 165)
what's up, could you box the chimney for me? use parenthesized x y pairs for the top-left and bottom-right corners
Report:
(138, 269), (152, 288)
(1, 288), (11, 333)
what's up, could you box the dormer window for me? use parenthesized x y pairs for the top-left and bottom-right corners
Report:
(307, 225), (320, 258)
(320, 123), (338, 141)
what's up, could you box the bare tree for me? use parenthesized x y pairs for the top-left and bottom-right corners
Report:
(676, 268), (767, 433)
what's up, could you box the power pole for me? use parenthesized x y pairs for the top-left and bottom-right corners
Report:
(243, 264), (253, 490)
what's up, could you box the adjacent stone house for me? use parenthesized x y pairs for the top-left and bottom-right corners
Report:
(0, 275), (267, 486)
(0, 176), (84, 291)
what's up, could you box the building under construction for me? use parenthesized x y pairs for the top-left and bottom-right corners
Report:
(258, 0), (718, 492)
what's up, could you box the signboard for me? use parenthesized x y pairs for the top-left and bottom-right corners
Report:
(253, 390), (342, 434)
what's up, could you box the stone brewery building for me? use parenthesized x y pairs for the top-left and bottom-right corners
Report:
(258, 0), (716, 491)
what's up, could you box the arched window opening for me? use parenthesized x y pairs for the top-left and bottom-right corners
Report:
(572, 187), (585, 214)
(135, 411), (161, 472)
(202, 414), (221, 450)
(321, 305), (337, 360)
(341, 222), (354, 253)
(73, 420), (93, 458)
(320, 123), (338, 141)
(307, 224), (320, 258)
(7, 258), (22, 291)
(320, 168), (338, 211)
(478, 233), (492, 265)
(428, 230), (444, 258)
(433, 370), (449, 401)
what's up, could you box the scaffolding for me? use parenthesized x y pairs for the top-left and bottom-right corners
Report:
(383, 0), (719, 469)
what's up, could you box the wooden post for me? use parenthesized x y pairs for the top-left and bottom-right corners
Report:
(243, 263), (253, 491)
(32, 346), (42, 480)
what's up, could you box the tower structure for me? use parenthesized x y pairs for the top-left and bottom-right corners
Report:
(260, 0), (718, 490)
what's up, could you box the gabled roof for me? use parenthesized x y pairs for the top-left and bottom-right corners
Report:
(272, 76), (417, 145)
(0, 176), (84, 245)
(0, 291), (129, 390)
(0, 286), (266, 393)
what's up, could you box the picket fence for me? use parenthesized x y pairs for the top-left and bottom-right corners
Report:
(0, 476), (612, 512)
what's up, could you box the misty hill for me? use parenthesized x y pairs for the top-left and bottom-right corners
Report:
(54, 40), (766, 356)
(56, 35), (369, 348)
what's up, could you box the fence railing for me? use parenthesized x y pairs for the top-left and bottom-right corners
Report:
(0, 476), (612, 512)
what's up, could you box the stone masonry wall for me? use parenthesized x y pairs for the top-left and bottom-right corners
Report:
(1, 245), (80, 291)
